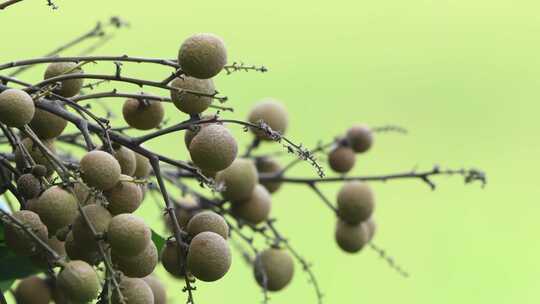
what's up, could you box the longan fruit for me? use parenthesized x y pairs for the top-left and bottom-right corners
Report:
(186, 211), (228, 239)
(112, 242), (158, 278)
(80, 150), (121, 190)
(133, 152), (151, 178)
(231, 185), (271, 225)
(188, 124), (238, 172)
(14, 276), (51, 304)
(73, 182), (98, 205)
(31, 186), (78, 234)
(142, 276), (167, 304)
(247, 99), (288, 140)
(169, 77), (215, 114)
(72, 204), (112, 248)
(165, 196), (199, 231)
(336, 181), (375, 225)
(187, 231), (231, 282)
(30, 236), (66, 269)
(216, 158), (258, 201)
(17, 173), (42, 199)
(15, 137), (56, 176)
(254, 248), (294, 291)
(256, 157), (283, 193)
(112, 277), (154, 304)
(111, 145), (137, 176)
(31, 164), (48, 178)
(335, 219), (369, 253)
(57, 260), (100, 303)
(178, 33), (227, 79)
(328, 146), (356, 173)
(4, 210), (48, 256)
(108, 213), (151, 256)
(346, 124), (373, 153)
(65, 232), (101, 265)
(0, 88), (35, 128)
(104, 176), (143, 215)
(183, 115), (215, 148)
(365, 217), (377, 241)
(28, 101), (68, 139)
(161, 239), (186, 277)
(122, 98), (164, 130)
(44, 62), (84, 97)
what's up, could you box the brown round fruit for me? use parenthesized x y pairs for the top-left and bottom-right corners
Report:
(0, 88), (35, 128)
(142, 276), (167, 304)
(188, 124), (238, 172)
(256, 157), (283, 193)
(170, 76), (215, 114)
(44, 62), (84, 97)
(108, 213), (151, 256)
(57, 260), (100, 303)
(165, 196), (199, 231)
(365, 217), (377, 241)
(346, 124), (373, 153)
(104, 175), (143, 215)
(112, 242), (158, 278)
(29, 101), (68, 139)
(133, 152), (151, 178)
(186, 211), (228, 239)
(336, 181), (375, 225)
(65, 232), (101, 265)
(328, 146), (356, 173)
(254, 248), (294, 291)
(31, 186), (78, 234)
(187, 231), (231, 282)
(17, 173), (42, 199)
(14, 276), (51, 304)
(231, 184), (271, 225)
(216, 158), (258, 201)
(112, 277), (154, 304)
(4, 210), (48, 256)
(80, 150), (121, 190)
(15, 137), (56, 176)
(122, 98), (164, 130)
(161, 239), (186, 277)
(72, 204), (112, 248)
(247, 99), (288, 140)
(111, 146), (137, 176)
(335, 219), (369, 253)
(178, 33), (227, 79)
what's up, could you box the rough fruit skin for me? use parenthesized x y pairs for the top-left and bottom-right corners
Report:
(122, 98), (164, 130)
(80, 150), (121, 190)
(57, 260), (100, 303)
(335, 220), (369, 253)
(187, 231), (231, 282)
(346, 124), (373, 153)
(189, 124), (238, 172)
(328, 146), (356, 173)
(187, 211), (229, 239)
(44, 62), (84, 97)
(133, 152), (151, 178)
(14, 276), (51, 304)
(15, 137), (56, 176)
(0, 89), (35, 128)
(184, 115), (215, 148)
(65, 232), (101, 265)
(5, 210), (48, 256)
(112, 146), (137, 176)
(108, 213), (151, 256)
(254, 248), (294, 291)
(161, 240), (186, 277)
(113, 277), (154, 304)
(17, 173), (41, 199)
(231, 184), (271, 224)
(247, 99), (288, 140)
(178, 33), (227, 79)
(142, 276), (167, 304)
(104, 175), (143, 215)
(31, 186), (78, 234)
(170, 76), (215, 114)
(28, 101), (68, 139)
(72, 204), (112, 248)
(256, 157), (283, 193)
(112, 242), (158, 278)
(336, 181), (375, 224)
(216, 158), (258, 201)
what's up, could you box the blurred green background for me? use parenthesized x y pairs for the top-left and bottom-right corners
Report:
(1, 0), (538, 303)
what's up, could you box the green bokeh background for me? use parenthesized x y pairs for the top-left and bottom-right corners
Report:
(1, 0), (538, 303)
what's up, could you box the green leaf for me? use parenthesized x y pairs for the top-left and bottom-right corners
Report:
(0, 279), (14, 292)
(151, 229), (166, 253)
(0, 246), (41, 283)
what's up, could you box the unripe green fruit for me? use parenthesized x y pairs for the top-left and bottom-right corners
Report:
(122, 98), (164, 130)
(0, 89), (35, 128)
(187, 231), (231, 282)
(142, 276), (167, 304)
(111, 146), (137, 176)
(31, 186), (77, 234)
(328, 146), (356, 173)
(14, 276), (51, 304)
(216, 158), (258, 201)
(112, 242), (158, 278)
(336, 181), (375, 225)
(335, 219), (369, 253)
(5, 210), (48, 256)
(254, 248), (294, 291)
(346, 124), (373, 153)
(247, 99), (288, 140)
(169, 76), (215, 114)
(44, 62), (84, 97)
(161, 240), (186, 277)
(17, 173), (41, 199)
(29, 101), (68, 139)
(112, 277), (154, 304)
(133, 152), (151, 178)
(231, 184), (271, 224)
(72, 204), (112, 249)
(15, 137), (56, 176)
(178, 33), (227, 79)
(186, 211), (228, 239)
(57, 260), (100, 303)
(65, 232), (101, 265)
(256, 157), (283, 193)
(80, 150), (121, 190)
(105, 176), (143, 215)
(108, 213), (151, 256)
(365, 217), (377, 241)
(189, 124), (238, 172)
